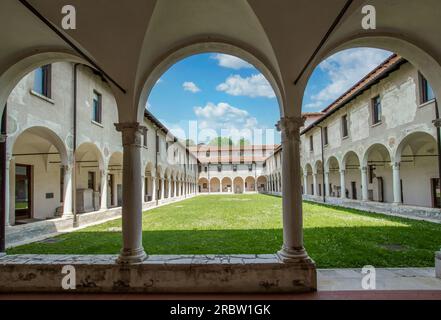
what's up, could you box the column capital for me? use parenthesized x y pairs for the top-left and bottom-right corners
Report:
(276, 116), (305, 141)
(62, 163), (74, 172)
(391, 162), (400, 169)
(361, 166), (368, 173)
(114, 122), (146, 147)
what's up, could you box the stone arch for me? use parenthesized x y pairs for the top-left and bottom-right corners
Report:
(221, 177), (232, 193)
(209, 177), (221, 193)
(198, 177), (209, 193)
(394, 131), (438, 207)
(256, 175), (267, 192)
(302, 35), (441, 108)
(137, 41), (285, 122)
(245, 176), (256, 192)
(233, 177), (244, 194)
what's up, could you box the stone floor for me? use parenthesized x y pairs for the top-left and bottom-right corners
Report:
(317, 268), (441, 291)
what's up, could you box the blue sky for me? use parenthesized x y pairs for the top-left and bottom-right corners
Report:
(147, 48), (391, 144)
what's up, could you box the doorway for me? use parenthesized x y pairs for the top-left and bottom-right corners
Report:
(15, 164), (32, 221)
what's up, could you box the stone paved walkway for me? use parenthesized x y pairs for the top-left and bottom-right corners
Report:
(318, 268), (441, 291)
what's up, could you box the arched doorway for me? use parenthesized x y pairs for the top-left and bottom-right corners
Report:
(198, 177), (209, 193)
(75, 142), (104, 213)
(342, 151), (361, 200)
(9, 126), (68, 225)
(209, 177), (220, 193)
(256, 176), (267, 192)
(395, 132), (438, 207)
(233, 177), (244, 194)
(245, 176), (256, 192)
(362, 144), (392, 203)
(326, 156), (340, 198)
(221, 177), (232, 193)
(107, 152), (123, 208)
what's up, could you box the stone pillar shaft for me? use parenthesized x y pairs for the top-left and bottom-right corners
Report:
(361, 166), (368, 201)
(340, 169), (346, 199)
(115, 122), (147, 264)
(324, 172), (330, 197)
(62, 164), (74, 217)
(100, 169), (108, 210)
(392, 162), (402, 204)
(276, 116), (309, 262)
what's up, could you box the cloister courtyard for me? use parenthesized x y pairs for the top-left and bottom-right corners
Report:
(7, 194), (441, 269)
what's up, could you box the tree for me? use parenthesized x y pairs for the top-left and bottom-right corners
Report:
(237, 138), (250, 147)
(208, 137), (233, 147)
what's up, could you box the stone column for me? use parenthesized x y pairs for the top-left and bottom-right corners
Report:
(8, 158), (15, 226)
(160, 178), (165, 200)
(62, 164), (74, 217)
(324, 171), (330, 197)
(173, 179), (177, 198)
(4, 156), (11, 226)
(392, 162), (402, 204)
(313, 173), (318, 196)
(340, 169), (346, 199)
(151, 175), (156, 202)
(276, 116), (311, 262)
(361, 166), (368, 201)
(303, 174), (308, 195)
(100, 168), (108, 210)
(115, 122), (147, 264)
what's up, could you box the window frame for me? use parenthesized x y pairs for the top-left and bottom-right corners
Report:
(341, 114), (349, 138)
(309, 135), (314, 152)
(92, 90), (103, 124)
(33, 64), (52, 98)
(371, 95), (382, 125)
(420, 74), (435, 104)
(323, 126), (329, 146)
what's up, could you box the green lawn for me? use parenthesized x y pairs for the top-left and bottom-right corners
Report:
(7, 194), (441, 268)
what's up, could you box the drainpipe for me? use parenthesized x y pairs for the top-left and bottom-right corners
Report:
(72, 64), (79, 228)
(0, 105), (7, 254)
(318, 125), (326, 203)
(433, 99), (441, 208)
(155, 128), (159, 206)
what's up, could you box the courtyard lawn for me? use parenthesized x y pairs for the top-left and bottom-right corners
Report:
(7, 194), (441, 268)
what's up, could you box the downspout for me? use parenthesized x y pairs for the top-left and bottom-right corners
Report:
(0, 105), (7, 254)
(319, 126), (326, 203)
(155, 129), (159, 206)
(72, 63), (79, 228)
(433, 99), (441, 208)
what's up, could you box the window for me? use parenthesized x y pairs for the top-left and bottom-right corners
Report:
(143, 128), (148, 148)
(233, 165), (237, 172)
(88, 172), (96, 190)
(33, 64), (51, 98)
(368, 165), (375, 184)
(155, 135), (159, 153)
(371, 95), (382, 124)
(309, 135), (314, 151)
(323, 126), (328, 146)
(206, 150), (210, 157)
(421, 75), (435, 103)
(92, 91), (102, 124)
(204, 166), (208, 173)
(342, 114), (349, 138)
(248, 164), (253, 172)
(217, 165), (222, 172)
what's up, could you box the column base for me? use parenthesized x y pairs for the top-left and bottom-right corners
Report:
(277, 245), (314, 264)
(436, 251), (441, 279)
(116, 247), (147, 264)
(61, 212), (74, 219)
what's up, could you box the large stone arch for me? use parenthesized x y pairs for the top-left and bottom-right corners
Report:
(136, 41), (285, 122)
(221, 177), (232, 193)
(209, 177), (221, 193)
(302, 35), (441, 110)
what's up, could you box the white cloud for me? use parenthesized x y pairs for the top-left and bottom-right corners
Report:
(211, 54), (253, 70)
(305, 48), (391, 109)
(216, 73), (275, 98)
(193, 102), (264, 142)
(182, 81), (201, 93)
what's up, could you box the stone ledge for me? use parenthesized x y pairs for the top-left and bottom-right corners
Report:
(0, 254), (317, 293)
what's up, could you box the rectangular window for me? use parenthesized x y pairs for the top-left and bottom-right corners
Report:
(371, 95), (382, 124)
(248, 164), (253, 172)
(342, 115), (349, 138)
(33, 64), (52, 98)
(421, 75), (435, 103)
(217, 165), (222, 172)
(368, 165), (375, 184)
(92, 91), (102, 124)
(204, 166), (208, 173)
(88, 172), (96, 190)
(206, 150), (210, 157)
(233, 165), (237, 172)
(156, 135), (159, 153)
(143, 129), (148, 148)
(323, 126), (328, 146)
(309, 135), (314, 151)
